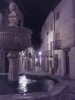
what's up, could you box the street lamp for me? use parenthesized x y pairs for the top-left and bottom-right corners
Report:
(38, 51), (42, 66)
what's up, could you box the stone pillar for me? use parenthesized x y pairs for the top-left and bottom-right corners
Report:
(0, 48), (5, 73)
(7, 52), (19, 82)
(19, 55), (25, 74)
(54, 50), (66, 76)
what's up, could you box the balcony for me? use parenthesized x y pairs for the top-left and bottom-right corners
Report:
(53, 40), (62, 50)
(45, 50), (49, 57)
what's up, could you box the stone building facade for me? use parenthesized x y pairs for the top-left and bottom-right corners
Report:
(41, 0), (75, 79)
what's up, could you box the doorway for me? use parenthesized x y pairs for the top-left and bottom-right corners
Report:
(64, 49), (70, 76)
(5, 53), (9, 73)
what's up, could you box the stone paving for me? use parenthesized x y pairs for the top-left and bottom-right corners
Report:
(55, 76), (75, 100)
(68, 80), (75, 100)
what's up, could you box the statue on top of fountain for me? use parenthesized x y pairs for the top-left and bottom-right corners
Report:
(8, 1), (19, 27)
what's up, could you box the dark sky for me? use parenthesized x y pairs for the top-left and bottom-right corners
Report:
(0, 0), (60, 49)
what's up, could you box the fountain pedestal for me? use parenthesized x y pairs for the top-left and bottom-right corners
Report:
(7, 52), (19, 82)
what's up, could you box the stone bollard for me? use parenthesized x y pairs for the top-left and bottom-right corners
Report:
(7, 52), (19, 83)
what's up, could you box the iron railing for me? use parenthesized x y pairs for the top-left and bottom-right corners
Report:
(53, 40), (62, 50)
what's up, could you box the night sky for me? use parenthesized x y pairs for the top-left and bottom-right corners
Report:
(0, 0), (60, 49)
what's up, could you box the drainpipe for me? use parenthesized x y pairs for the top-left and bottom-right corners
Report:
(52, 11), (56, 73)
(53, 11), (55, 56)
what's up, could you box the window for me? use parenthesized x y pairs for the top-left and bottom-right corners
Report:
(56, 12), (60, 20)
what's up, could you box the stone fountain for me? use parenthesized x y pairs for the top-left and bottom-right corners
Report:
(0, 1), (32, 82)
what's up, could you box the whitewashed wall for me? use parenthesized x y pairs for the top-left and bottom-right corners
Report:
(54, 0), (75, 78)
(41, 0), (75, 78)
(41, 12), (54, 72)
(41, 12), (54, 52)
(54, 0), (74, 48)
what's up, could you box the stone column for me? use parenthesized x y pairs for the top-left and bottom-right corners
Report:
(7, 52), (19, 82)
(19, 55), (25, 74)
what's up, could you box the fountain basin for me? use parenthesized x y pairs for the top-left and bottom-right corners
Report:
(0, 26), (32, 51)
(18, 74), (55, 94)
(0, 74), (69, 100)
